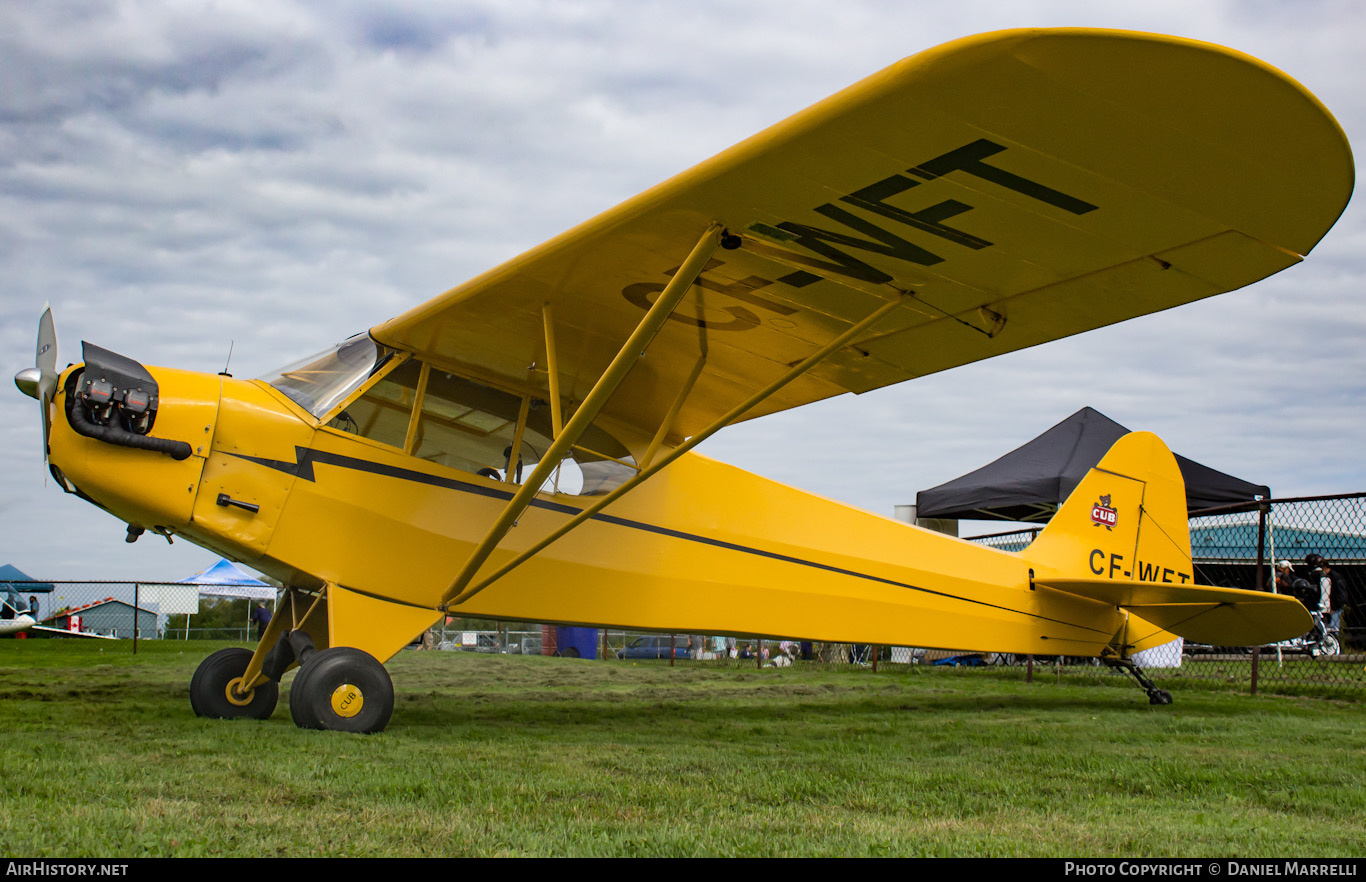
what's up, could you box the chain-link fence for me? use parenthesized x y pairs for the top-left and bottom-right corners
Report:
(0, 580), (267, 643)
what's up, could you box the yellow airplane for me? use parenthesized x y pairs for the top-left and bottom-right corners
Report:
(14, 29), (1353, 732)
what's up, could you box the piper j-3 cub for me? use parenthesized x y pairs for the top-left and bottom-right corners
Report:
(15, 30), (1352, 732)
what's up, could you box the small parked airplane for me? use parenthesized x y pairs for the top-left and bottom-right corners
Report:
(14, 29), (1352, 731)
(1, 585), (115, 639)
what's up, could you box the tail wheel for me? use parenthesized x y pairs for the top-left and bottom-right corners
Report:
(190, 648), (279, 720)
(288, 647), (394, 734)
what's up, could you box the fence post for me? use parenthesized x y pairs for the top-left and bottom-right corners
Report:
(1251, 500), (1267, 696)
(133, 583), (139, 655)
(1255, 501), (1269, 595)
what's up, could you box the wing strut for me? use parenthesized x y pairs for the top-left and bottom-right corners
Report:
(641, 351), (707, 469)
(438, 223), (726, 607)
(542, 303), (564, 437)
(443, 289), (908, 609)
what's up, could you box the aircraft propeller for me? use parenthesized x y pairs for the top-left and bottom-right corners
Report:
(13, 304), (58, 465)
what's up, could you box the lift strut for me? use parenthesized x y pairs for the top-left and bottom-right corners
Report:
(440, 223), (727, 607)
(443, 240), (908, 609)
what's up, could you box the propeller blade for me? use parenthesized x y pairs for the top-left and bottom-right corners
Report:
(37, 303), (57, 398)
(36, 304), (56, 466)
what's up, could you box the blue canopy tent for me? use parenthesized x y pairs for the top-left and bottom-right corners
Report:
(176, 559), (276, 600)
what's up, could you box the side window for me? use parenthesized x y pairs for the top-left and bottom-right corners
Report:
(328, 358), (422, 450)
(413, 370), (554, 475)
(578, 458), (637, 495)
(334, 355), (642, 493)
(548, 440), (638, 496)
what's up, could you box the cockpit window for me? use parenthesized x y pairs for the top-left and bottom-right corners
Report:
(1, 587), (31, 619)
(413, 370), (553, 476)
(412, 369), (638, 494)
(328, 357), (422, 449)
(289, 347), (641, 496)
(259, 335), (393, 419)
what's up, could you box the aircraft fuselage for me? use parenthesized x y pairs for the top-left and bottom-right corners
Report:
(46, 355), (1150, 668)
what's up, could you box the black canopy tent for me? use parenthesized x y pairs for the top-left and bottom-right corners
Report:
(915, 408), (1269, 523)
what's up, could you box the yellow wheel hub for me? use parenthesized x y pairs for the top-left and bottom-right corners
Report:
(224, 677), (255, 707)
(330, 683), (364, 718)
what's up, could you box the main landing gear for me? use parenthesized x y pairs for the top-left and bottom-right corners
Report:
(189, 582), (412, 733)
(189, 647), (279, 720)
(287, 646), (394, 734)
(1104, 657), (1173, 705)
(189, 636), (396, 734)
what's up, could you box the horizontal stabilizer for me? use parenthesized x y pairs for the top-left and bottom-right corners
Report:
(1037, 578), (1311, 646)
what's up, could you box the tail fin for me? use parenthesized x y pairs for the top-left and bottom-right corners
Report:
(1025, 432), (1309, 649)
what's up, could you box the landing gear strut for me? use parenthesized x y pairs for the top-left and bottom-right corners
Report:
(1104, 657), (1173, 705)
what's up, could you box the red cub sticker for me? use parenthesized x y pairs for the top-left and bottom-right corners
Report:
(1091, 494), (1117, 530)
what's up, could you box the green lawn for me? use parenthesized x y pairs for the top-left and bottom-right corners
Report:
(0, 640), (1361, 857)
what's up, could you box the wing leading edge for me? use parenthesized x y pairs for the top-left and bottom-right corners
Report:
(373, 28), (1354, 445)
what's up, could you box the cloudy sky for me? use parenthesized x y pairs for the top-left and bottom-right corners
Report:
(3, 0), (1363, 581)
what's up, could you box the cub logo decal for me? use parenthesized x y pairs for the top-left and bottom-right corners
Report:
(1091, 494), (1117, 530)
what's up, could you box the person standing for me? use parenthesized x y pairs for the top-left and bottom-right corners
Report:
(250, 601), (272, 640)
(1306, 554), (1349, 635)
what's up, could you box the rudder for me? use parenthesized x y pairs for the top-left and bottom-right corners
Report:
(1026, 431), (1193, 590)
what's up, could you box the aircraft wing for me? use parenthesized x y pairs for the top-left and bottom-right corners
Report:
(372, 28), (1353, 444)
(28, 625), (119, 640)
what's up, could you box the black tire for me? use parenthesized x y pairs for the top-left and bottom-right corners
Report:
(1312, 634), (1340, 658)
(286, 653), (318, 729)
(189, 648), (278, 720)
(288, 647), (394, 734)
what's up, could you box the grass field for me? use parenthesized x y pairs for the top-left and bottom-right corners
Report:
(0, 640), (1362, 858)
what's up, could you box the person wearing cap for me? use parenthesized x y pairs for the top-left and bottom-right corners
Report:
(1274, 560), (1317, 612)
(1273, 560), (1294, 592)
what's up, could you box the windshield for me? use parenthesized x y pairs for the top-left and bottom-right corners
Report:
(1, 587), (31, 617)
(259, 335), (392, 419)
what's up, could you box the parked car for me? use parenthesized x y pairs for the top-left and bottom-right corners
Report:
(506, 636), (542, 655)
(616, 635), (687, 659)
